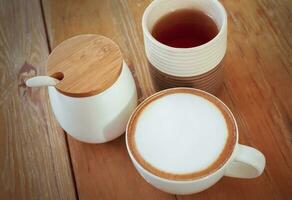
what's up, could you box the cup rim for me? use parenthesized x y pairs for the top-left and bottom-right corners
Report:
(142, 0), (227, 52)
(125, 87), (239, 183)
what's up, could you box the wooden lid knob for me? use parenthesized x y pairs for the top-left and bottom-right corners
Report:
(47, 34), (123, 97)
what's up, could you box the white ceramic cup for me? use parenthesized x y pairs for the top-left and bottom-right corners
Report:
(47, 62), (137, 143)
(142, 0), (227, 77)
(126, 88), (265, 195)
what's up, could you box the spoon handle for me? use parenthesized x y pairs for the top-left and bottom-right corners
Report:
(25, 76), (60, 87)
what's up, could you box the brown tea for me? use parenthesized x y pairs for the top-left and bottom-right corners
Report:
(152, 9), (219, 48)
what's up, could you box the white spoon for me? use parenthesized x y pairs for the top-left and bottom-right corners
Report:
(25, 76), (61, 87)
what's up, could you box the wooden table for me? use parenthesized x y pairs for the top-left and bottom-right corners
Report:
(1, 0), (291, 199)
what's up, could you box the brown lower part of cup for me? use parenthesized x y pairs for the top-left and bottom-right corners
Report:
(149, 62), (224, 95)
(127, 88), (237, 181)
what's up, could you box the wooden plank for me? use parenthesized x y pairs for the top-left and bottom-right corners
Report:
(0, 0), (76, 199)
(43, 0), (292, 199)
(177, 0), (292, 199)
(42, 0), (174, 199)
(101, 0), (292, 199)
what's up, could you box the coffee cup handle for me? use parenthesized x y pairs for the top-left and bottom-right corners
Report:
(224, 144), (266, 178)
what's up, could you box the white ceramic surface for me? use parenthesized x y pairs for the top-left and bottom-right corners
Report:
(126, 89), (265, 194)
(142, 0), (227, 77)
(49, 62), (137, 143)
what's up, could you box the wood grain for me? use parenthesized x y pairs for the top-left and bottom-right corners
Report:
(47, 34), (122, 97)
(0, 0), (76, 199)
(179, 0), (292, 199)
(42, 0), (292, 199)
(42, 0), (173, 199)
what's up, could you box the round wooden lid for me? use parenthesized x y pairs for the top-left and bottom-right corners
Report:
(47, 34), (123, 97)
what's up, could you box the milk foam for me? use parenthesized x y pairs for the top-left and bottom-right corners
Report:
(134, 93), (228, 174)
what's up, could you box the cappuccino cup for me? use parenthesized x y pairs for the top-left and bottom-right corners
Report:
(126, 88), (265, 194)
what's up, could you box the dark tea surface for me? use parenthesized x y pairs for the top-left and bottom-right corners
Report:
(152, 9), (218, 48)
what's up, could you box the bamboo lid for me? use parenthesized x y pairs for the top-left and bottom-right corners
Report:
(47, 34), (123, 97)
